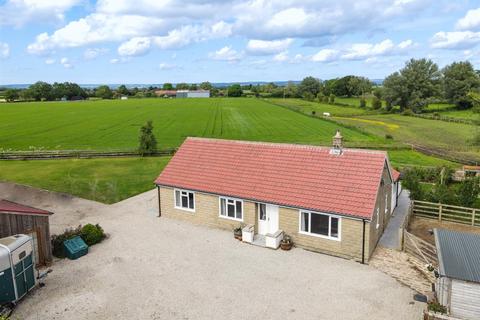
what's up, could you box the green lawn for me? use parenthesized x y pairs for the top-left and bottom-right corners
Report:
(387, 150), (457, 168)
(267, 98), (369, 117)
(0, 98), (380, 150)
(333, 114), (479, 162)
(0, 157), (171, 203)
(438, 109), (479, 120)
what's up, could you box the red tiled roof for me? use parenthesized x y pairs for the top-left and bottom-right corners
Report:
(0, 199), (53, 216)
(155, 138), (390, 220)
(392, 169), (401, 182)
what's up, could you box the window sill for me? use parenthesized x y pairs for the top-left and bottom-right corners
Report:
(298, 231), (341, 242)
(219, 215), (243, 222)
(174, 206), (195, 213)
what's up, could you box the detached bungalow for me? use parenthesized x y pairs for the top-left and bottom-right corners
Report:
(155, 132), (394, 263)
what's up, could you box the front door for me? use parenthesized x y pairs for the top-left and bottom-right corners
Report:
(258, 203), (279, 235)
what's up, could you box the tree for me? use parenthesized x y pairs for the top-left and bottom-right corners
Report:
(199, 82), (213, 90)
(402, 169), (424, 200)
(359, 97), (366, 108)
(95, 85), (113, 99)
(442, 61), (480, 109)
(138, 121), (157, 156)
(117, 85), (130, 96)
(329, 94), (335, 104)
(468, 91), (480, 145)
(189, 83), (198, 90)
(27, 81), (54, 101)
(383, 58), (441, 112)
(176, 83), (189, 90)
(298, 76), (321, 99)
(162, 83), (173, 90)
(4, 89), (19, 102)
(372, 96), (382, 110)
(456, 177), (480, 207)
(227, 84), (242, 97)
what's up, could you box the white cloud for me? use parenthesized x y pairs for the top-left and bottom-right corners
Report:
(456, 8), (480, 31)
(246, 38), (293, 55)
(341, 39), (395, 60)
(398, 39), (415, 49)
(0, 0), (81, 27)
(118, 37), (151, 56)
(311, 49), (339, 62)
(0, 42), (10, 59)
(159, 63), (179, 70)
(45, 58), (56, 64)
(430, 31), (480, 49)
(84, 48), (108, 60)
(110, 57), (130, 64)
(273, 51), (289, 62)
(60, 57), (73, 69)
(209, 46), (243, 62)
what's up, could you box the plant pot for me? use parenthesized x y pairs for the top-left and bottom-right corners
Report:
(280, 242), (292, 251)
(234, 232), (242, 240)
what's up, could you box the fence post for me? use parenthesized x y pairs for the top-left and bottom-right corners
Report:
(438, 204), (442, 222)
(473, 209), (476, 226)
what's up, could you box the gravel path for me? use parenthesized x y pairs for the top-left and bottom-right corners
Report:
(11, 188), (423, 320)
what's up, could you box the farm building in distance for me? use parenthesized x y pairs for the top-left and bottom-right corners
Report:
(0, 199), (54, 266)
(155, 132), (394, 263)
(154, 90), (177, 98)
(435, 229), (480, 320)
(176, 90), (210, 98)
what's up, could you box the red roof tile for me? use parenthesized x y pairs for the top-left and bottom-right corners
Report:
(155, 138), (391, 220)
(0, 199), (53, 216)
(392, 169), (401, 182)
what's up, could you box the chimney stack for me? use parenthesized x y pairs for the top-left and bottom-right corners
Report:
(331, 130), (343, 155)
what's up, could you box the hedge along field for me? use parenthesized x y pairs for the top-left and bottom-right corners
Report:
(0, 157), (171, 203)
(0, 98), (380, 151)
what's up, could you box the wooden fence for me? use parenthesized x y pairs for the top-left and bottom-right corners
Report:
(412, 200), (480, 227)
(403, 229), (438, 267)
(0, 149), (176, 160)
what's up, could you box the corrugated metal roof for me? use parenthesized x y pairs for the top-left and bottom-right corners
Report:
(434, 228), (480, 283)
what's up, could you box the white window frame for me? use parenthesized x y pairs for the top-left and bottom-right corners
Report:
(219, 197), (243, 222)
(298, 210), (341, 241)
(174, 189), (195, 212)
(376, 207), (380, 229)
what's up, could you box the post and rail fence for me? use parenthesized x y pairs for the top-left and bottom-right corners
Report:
(411, 200), (480, 227)
(0, 149), (177, 160)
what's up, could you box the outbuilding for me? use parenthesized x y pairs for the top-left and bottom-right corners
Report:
(176, 90), (210, 98)
(0, 200), (53, 266)
(391, 169), (401, 209)
(435, 228), (480, 320)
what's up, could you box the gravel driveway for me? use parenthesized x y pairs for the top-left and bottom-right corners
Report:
(11, 188), (423, 320)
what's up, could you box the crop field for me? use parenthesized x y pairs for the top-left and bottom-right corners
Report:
(0, 97), (467, 203)
(0, 98), (380, 151)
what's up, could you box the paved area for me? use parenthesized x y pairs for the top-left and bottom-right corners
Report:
(379, 189), (410, 249)
(6, 185), (423, 320)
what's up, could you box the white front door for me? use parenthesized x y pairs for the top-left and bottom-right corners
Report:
(258, 203), (279, 235)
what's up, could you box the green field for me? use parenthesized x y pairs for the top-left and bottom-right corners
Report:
(438, 109), (479, 120)
(333, 114), (479, 162)
(0, 98), (380, 150)
(0, 157), (170, 203)
(267, 98), (369, 117)
(0, 97), (467, 203)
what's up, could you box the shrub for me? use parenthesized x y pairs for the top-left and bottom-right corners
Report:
(51, 225), (82, 258)
(329, 94), (335, 104)
(323, 96), (329, 103)
(385, 100), (393, 112)
(359, 97), (366, 108)
(51, 223), (106, 258)
(456, 177), (480, 207)
(372, 97), (382, 110)
(402, 109), (414, 116)
(317, 93), (324, 103)
(385, 134), (393, 140)
(311, 110), (316, 116)
(81, 224), (106, 246)
(428, 301), (447, 314)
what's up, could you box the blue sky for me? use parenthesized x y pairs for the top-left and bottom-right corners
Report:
(1, 0), (480, 84)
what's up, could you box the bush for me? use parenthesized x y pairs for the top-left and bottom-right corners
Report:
(359, 97), (366, 108)
(81, 224), (106, 246)
(372, 97), (382, 110)
(385, 100), (393, 112)
(323, 96), (329, 103)
(402, 109), (414, 116)
(385, 134), (393, 140)
(329, 94), (335, 104)
(51, 225), (82, 258)
(428, 301), (447, 314)
(51, 223), (106, 258)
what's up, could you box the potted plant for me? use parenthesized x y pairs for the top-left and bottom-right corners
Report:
(233, 226), (242, 240)
(280, 234), (293, 250)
